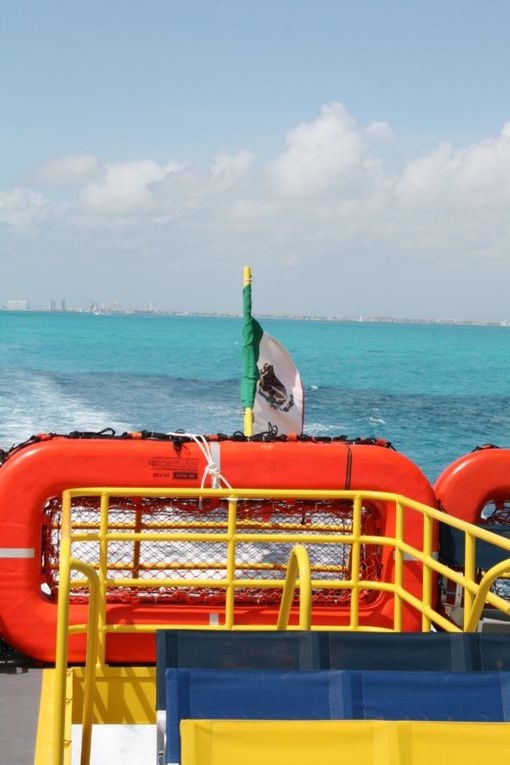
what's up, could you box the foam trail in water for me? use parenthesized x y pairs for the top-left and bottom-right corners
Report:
(0, 371), (132, 448)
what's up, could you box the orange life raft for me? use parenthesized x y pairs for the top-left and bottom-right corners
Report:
(0, 436), (437, 663)
(434, 446), (510, 525)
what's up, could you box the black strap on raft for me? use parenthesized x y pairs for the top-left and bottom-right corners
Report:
(68, 427), (118, 439)
(472, 443), (500, 451)
(345, 445), (353, 489)
(0, 428), (397, 467)
(0, 433), (57, 465)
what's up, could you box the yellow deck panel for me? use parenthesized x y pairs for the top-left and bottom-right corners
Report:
(70, 666), (156, 725)
(180, 719), (510, 765)
(33, 666), (155, 765)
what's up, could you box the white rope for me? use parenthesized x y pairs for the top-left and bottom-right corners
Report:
(165, 432), (232, 489)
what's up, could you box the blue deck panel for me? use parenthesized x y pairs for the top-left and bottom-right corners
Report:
(164, 667), (510, 763)
(349, 670), (510, 721)
(156, 630), (510, 712)
(156, 629), (323, 710)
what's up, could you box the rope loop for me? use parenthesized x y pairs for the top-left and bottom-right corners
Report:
(166, 432), (232, 489)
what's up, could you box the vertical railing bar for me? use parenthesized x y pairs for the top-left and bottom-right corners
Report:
(277, 550), (297, 630)
(349, 495), (362, 630)
(276, 545), (312, 630)
(132, 500), (143, 580)
(53, 489), (73, 765)
(465, 559), (510, 631)
(463, 532), (476, 631)
(97, 492), (109, 666)
(225, 498), (237, 629)
(394, 500), (404, 632)
(71, 559), (100, 765)
(422, 513), (433, 632)
(297, 548), (312, 629)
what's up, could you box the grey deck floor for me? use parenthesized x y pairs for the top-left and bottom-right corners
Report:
(1, 653), (43, 765)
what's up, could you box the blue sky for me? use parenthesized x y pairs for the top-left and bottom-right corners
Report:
(2, 1), (510, 319)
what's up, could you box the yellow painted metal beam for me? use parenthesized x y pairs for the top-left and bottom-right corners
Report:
(180, 719), (510, 765)
(35, 669), (73, 765)
(53, 492), (72, 765)
(277, 544), (311, 630)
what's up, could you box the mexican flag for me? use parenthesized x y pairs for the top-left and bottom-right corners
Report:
(241, 276), (304, 435)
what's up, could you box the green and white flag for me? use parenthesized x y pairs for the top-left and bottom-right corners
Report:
(241, 276), (304, 435)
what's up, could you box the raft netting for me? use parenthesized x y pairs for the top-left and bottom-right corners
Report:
(41, 496), (383, 607)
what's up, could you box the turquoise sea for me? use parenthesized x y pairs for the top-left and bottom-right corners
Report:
(1, 311), (510, 481)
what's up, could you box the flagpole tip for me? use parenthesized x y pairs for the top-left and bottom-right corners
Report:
(243, 265), (252, 286)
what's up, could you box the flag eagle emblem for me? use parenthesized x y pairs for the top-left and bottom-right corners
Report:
(257, 363), (295, 413)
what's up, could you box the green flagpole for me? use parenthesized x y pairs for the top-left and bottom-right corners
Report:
(242, 265), (254, 436)
(241, 265), (264, 436)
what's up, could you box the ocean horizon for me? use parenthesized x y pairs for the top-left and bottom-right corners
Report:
(2, 308), (509, 327)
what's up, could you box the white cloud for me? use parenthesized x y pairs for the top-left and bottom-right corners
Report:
(5, 107), (510, 234)
(396, 143), (455, 206)
(80, 160), (167, 215)
(3, 105), (510, 318)
(0, 188), (51, 228)
(271, 102), (363, 195)
(210, 150), (254, 190)
(77, 152), (255, 225)
(396, 128), (510, 209)
(365, 121), (395, 142)
(33, 153), (100, 186)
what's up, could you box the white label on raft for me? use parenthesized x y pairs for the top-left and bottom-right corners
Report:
(392, 551), (438, 562)
(209, 612), (220, 625)
(209, 441), (221, 487)
(0, 548), (35, 558)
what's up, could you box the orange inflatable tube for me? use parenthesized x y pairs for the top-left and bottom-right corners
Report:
(0, 437), (437, 662)
(435, 446), (510, 525)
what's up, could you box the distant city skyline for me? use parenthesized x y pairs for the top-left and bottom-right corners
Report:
(2, 1), (510, 320)
(4, 297), (510, 328)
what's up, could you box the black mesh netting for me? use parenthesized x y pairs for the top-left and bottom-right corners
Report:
(41, 496), (383, 607)
(481, 501), (510, 525)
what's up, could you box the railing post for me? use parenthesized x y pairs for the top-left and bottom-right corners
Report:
(225, 498), (238, 629)
(53, 490), (73, 765)
(277, 545), (312, 630)
(465, 558), (510, 631)
(349, 495), (362, 630)
(393, 500), (404, 632)
(132, 499), (143, 580)
(70, 559), (100, 765)
(422, 513), (434, 632)
(463, 532), (476, 631)
(97, 492), (109, 666)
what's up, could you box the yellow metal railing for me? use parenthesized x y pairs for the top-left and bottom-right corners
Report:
(52, 486), (510, 765)
(276, 544), (312, 630)
(54, 559), (100, 765)
(56, 487), (510, 633)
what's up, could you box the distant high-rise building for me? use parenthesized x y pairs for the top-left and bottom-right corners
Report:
(61, 299), (66, 312)
(49, 299), (57, 312)
(146, 301), (153, 312)
(7, 299), (29, 311)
